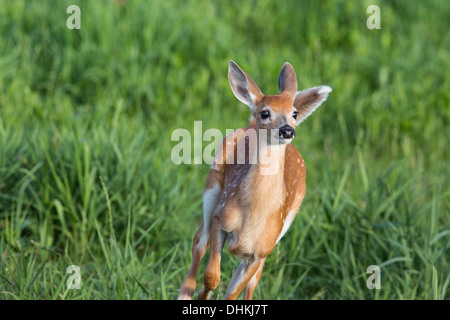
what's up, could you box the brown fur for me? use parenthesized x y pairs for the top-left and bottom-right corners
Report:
(178, 61), (330, 300)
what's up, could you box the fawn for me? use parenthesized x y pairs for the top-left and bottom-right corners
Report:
(178, 61), (332, 300)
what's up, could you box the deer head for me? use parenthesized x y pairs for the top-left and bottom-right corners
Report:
(228, 60), (332, 145)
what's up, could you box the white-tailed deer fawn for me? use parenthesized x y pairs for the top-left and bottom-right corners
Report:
(178, 61), (331, 300)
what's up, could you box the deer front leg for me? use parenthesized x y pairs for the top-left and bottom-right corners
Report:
(243, 257), (265, 300)
(224, 257), (262, 300)
(198, 215), (226, 300)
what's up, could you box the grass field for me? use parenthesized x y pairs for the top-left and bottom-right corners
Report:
(0, 0), (449, 300)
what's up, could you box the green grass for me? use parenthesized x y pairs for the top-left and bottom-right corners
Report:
(0, 0), (449, 300)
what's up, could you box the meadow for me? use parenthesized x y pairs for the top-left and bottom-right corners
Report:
(0, 0), (449, 299)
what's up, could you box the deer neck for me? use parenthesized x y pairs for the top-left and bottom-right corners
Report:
(244, 140), (287, 213)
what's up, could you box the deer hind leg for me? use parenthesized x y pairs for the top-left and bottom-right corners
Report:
(178, 184), (222, 300)
(223, 256), (262, 300)
(198, 214), (226, 300)
(178, 221), (208, 300)
(243, 257), (266, 300)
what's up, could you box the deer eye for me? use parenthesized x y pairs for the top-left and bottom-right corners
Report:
(260, 110), (270, 119)
(293, 111), (298, 119)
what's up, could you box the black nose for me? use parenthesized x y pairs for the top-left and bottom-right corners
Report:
(279, 125), (295, 139)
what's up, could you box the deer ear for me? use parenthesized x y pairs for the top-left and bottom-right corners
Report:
(293, 86), (332, 125)
(228, 60), (264, 112)
(278, 62), (298, 100)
